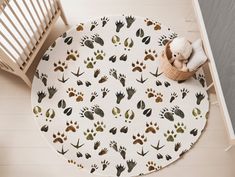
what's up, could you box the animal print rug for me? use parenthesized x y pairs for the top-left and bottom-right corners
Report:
(31, 15), (209, 177)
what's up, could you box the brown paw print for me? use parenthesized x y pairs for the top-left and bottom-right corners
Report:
(145, 88), (155, 98)
(65, 121), (79, 132)
(132, 133), (147, 145)
(68, 159), (84, 168)
(144, 49), (158, 61)
(155, 93), (163, 103)
(145, 122), (159, 134)
(76, 92), (84, 102)
(154, 22), (161, 30)
(66, 50), (79, 61)
(76, 23), (84, 31)
(53, 132), (67, 143)
(98, 148), (108, 156)
(146, 161), (157, 171)
(132, 61), (146, 72)
(67, 88), (77, 97)
(98, 76), (108, 83)
(54, 61), (68, 72)
(144, 18), (154, 26)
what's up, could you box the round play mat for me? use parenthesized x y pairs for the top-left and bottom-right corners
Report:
(31, 15), (209, 177)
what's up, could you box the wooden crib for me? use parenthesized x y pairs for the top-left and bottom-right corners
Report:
(0, 0), (68, 87)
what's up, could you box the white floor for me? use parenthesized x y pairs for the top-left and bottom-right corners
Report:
(0, 0), (235, 177)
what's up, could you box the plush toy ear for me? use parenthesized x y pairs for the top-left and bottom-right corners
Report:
(166, 44), (173, 60)
(187, 39), (207, 71)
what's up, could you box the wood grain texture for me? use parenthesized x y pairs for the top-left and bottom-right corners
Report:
(199, 0), (235, 132)
(0, 0), (235, 176)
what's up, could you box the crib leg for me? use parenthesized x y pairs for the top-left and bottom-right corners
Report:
(57, 0), (68, 25)
(225, 145), (233, 152)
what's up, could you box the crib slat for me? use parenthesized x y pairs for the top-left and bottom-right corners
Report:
(0, 6), (31, 51)
(22, 0), (43, 37)
(36, 0), (49, 27)
(48, 0), (55, 16)
(0, 18), (30, 59)
(42, 0), (52, 21)
(0, 31), (25, 67)
(13, 0), (38, 43)
(29, 0), (46, 33)
(4, 1), (35, 47)
(0, 43), (18, 66)
(53, 0), (58, 12)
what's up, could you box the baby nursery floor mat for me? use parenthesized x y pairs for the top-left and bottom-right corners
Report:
(31, 15), (209, 177)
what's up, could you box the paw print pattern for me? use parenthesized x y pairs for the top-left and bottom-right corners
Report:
(40, 73), (48, 86)
(90, 164), (98, 173)
(66, 88), (77, 97)
(90, 92), (98, 102)
(76, 23), (84, 31)
(145, 122), (159, 134)
(146, 161), (157, 171)
(145, 88), (155, 98)
(84, 129), (96, 140)
(119, 146), (126, 159)
(98, 76), (108, 83)
(80, 107), (94, 120)
(76, 92), (84, 102)
(197, 74), (206, 87)
(170, 92), (178, 103)
(132, 61), (146, 72)
(66, 50), (79, 61)
(37, 91), (46, 103)
(164, 130), (177, 142)
(90, 21), (98, 31)
(53, 132), (67, 143)
(98, 148), (108, 155)
(84, 57), (96, 68)
(144, 49), (158, 61)
(118, 74), (126, 87)
(174, 122), (186, 133)
(94, 50), (105, 60)
(181, 88), (189, 99)
(115, 20), (125, 32)
(159, 108), (174, 121)
(94, 121), (106, 132)
(91, 34), (104, 46)
(125, 15), (135, 28)
(101, 160), (110, 170)
(80, 36), (94, 49)
(32, 15), (209, 177)
(65, 121), (79, 132)
(132, 133), (147, 145)
(195, 92), (205, 105)
(101, 87), (110, 98)
(155, 93), (163, 103)
(91, 105), (105, 117)
(171, 106), (184, 118)
(158, 35), (169, 46)
(54, 61), (67, 72)
(101, 17), (109, 27)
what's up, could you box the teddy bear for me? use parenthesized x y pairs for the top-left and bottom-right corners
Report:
(168, 37), (192, 72)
